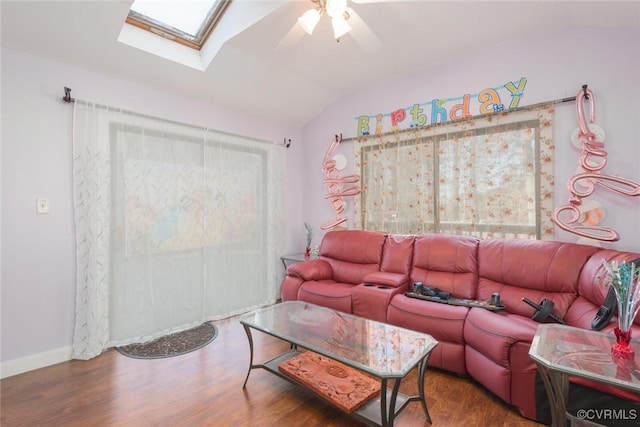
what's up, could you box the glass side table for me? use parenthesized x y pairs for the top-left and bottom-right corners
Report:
(280, 253), (307, 270)
(529, 324), (640, 427)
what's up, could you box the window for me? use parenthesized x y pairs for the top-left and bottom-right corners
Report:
(354, 105), (555, 240)
(126, 0), (232, 50)
(71, 102), (285, 358)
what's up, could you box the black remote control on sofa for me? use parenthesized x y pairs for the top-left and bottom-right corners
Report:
(591, 287), (617, 330)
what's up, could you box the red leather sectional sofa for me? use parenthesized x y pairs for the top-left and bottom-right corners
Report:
(280, 230), (640, 423)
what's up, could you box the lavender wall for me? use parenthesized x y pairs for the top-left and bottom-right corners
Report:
(2, 26), (639, 377)
(300, 27), (640, 252)
(0, 47), (303, 374)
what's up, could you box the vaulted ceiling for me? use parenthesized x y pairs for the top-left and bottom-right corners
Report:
(2, 1), (638, 126)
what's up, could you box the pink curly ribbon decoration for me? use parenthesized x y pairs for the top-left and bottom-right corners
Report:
(321, 134), (361, 230)
(552, 86), (640, 241)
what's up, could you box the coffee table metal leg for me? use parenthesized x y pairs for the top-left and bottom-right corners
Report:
(388, 378), (403, 426)
(410, 354), (431, 424)
(417, 355), (432, 423)
(380, 378), (388, 427)
(242, 324), (255, 388)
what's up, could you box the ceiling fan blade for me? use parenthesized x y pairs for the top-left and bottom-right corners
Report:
(346, 7), (382, 53)
(276, 21), (306, 51)
(352, 0), (421, 3)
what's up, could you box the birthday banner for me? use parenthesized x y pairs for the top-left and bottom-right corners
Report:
(355, 77), (527, 136)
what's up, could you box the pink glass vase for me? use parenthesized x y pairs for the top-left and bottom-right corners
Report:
(603, 259), (640, 360)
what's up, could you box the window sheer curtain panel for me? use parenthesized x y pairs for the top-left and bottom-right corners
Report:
(71, 102), (285, 360)
(353, 104), (555, 240)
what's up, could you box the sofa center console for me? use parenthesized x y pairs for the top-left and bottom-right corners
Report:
(404, 291), (506, 312)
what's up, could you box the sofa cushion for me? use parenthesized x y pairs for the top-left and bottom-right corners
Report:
(566, 249), (640, 329)
(465, 346), (512, 402)
(320, 229), (386, 263)
(287, 259), (333, 281)
(411, 233), (479, 299)
(319, 230), (386, 285)
(380, 234), (415, 274)
(464, 308), (538, 367)
(477, 238), (600, 319)
(298, 281), (355, 313)
(388, 293), (468, 374)
(388, 294), (468, 345)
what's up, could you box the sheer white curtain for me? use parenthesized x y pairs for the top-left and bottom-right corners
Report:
(71, 102), (285, 359)
(354, 104), (555, 239)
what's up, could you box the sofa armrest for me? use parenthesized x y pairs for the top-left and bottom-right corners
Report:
(363, 271), (408, 288)
(287, 260), (333, 281)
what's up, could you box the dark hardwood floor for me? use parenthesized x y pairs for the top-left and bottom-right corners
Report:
(1, 314), (543, 426)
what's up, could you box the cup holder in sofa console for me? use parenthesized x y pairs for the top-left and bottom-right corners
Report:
(363, 283), (391, 290)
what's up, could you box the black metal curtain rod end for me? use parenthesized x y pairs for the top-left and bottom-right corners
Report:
(63, 86), (75, 103)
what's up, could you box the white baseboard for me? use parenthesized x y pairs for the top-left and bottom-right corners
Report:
(1, 346), (73, 379)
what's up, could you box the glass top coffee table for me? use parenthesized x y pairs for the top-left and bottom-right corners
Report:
(240, 301), (438, 427)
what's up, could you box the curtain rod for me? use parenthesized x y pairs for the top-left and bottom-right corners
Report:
(340, 94), (578, 144)
(61, 86), (292, 148)
(62, 86), (222, 130)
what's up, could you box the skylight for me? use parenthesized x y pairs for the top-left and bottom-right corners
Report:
(126, 0), (231, 50)
(119, 0), (284, 71)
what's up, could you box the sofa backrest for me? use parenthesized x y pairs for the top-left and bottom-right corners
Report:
(565, 249), (640, 328)
(380, 234), (415, 275)
(410, 233), (479, 299)
(478, 238), (600, 319)
(318, 230), (386, 285)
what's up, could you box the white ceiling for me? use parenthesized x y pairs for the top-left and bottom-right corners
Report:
(2, 1), (639, 127)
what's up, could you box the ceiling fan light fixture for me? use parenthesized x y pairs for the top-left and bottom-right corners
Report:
(325, 0), (347, 19)
(298, 8), (321, 35)
(331, 16), (351, 39)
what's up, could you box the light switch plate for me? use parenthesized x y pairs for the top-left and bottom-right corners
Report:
(36, 198), (50, 214)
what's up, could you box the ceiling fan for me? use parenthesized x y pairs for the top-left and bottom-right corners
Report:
(277, 0), (386, 53)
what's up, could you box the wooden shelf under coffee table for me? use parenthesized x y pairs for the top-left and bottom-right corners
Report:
(240, 301), (438, 427)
